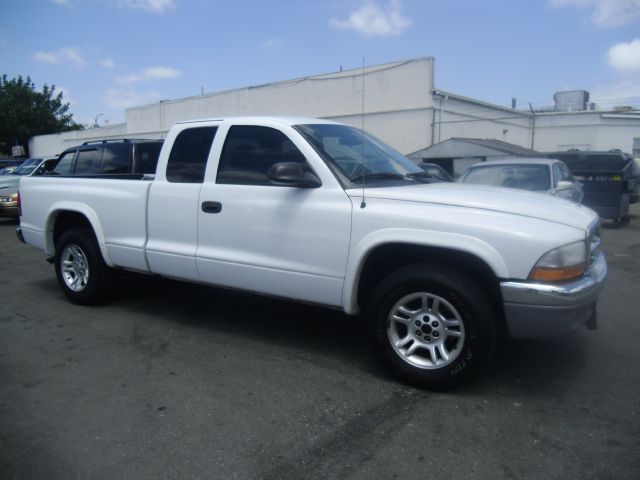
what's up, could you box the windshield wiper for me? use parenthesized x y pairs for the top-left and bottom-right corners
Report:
(350, 172), (406, 183)
(406, 172), (438, 183)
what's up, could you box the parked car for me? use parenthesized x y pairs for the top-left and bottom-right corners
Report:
(417, 162), (453, 182)
(52, 138), (163, 176)
(0, 166), (18, 175)
(0, 157), (59, 218)
(0, 158), (24, 174)
(458, 158), (584, 203)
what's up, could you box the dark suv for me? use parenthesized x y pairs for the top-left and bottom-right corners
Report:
(52, 139), (163, 176)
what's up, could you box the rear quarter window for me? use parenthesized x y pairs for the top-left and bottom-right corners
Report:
(166, 127), (217, 183)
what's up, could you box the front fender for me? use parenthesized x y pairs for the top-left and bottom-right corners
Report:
(342, 228), (509, 314)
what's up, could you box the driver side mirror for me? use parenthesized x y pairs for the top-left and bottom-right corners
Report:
(267, 162), (321, 188)
(556, 180), (574, 191)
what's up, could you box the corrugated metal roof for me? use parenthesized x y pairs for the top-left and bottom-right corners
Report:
(408, 138), (539, 159)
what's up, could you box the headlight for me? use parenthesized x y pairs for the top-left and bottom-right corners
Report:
(529, 241), (587, 282)
(0, 193), (18, 204)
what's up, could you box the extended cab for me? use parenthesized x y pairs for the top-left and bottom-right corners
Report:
(17, 117), (607, 389)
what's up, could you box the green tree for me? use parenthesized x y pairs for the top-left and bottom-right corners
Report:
(0, 74), (84, 156)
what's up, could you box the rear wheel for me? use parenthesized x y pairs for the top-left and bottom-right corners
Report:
(55, 228), (114, 305)
(369, 263), (496, 390)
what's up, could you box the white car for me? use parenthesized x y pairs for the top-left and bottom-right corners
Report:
(459, 157), (584, 203)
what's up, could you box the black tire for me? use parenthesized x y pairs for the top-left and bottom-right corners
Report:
(369, 263), (496, 390)
(54, 227), (114, 305)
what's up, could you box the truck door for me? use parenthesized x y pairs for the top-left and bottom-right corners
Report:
(146, 126), (218, 280)
(196, 124), (352, 307)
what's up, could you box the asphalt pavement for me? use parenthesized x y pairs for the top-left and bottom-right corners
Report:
(1, 206), (639, 480)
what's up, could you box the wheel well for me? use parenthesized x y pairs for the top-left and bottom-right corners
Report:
(53, 211), (93, 247)
(357, 243), (506, 330)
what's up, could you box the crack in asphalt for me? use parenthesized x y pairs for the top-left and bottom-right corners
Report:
(260, 389), (425, 480)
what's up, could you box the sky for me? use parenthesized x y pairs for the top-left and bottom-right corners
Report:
(1, 0), (639, 126)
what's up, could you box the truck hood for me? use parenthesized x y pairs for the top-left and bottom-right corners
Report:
(346, 183), (597, 231)
(0, 176), (20, 190)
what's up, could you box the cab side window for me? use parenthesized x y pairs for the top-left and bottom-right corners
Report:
(559, 162), (574, 182)
(75, 149), (99, 175)
(166, 127), (217, 183)
(217, 126), (310, 186)
(553, 164), (563, 187)
(52, 151), (76, 175)
(101, 144), (131, 174)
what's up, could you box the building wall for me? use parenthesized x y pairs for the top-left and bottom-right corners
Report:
(30, 57), (435, 157)
(534, 112), (640, 153)
(28, 55), (640, 159)
(433, 93), (533, 148)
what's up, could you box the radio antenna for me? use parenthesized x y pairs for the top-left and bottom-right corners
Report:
(360, 57), (367, 209)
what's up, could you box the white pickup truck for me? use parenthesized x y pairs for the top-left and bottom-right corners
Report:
(17, 117), (607, 389)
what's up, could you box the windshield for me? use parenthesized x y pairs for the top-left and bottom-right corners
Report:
(460, 164), (551, 191)
(294, 124), (427, 187)
(12, 158), (41, 176)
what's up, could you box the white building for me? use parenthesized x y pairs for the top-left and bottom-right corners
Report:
(30, 57), (640, 158)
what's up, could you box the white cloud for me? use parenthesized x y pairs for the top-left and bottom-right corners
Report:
(259, 38), (282, 50)
(33, 47), (86, 66)
(100, 58), (116, 69)
(103, 88), (161, 109)
(34, 51), (59, 64)
(51, 0), (70, 5)
(57, 86), (74, 105)
(116, 66), (181, 84)
(548, 0), (640, 27)
(117, 0), (176, 14)
(329, 0), (412, 36)
(608, 38), (640, 71)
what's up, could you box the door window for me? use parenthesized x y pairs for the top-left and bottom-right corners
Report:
(217, 126), (310, 186)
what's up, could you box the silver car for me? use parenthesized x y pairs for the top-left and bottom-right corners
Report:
(0, 157), (58, 217)
(459, 157), (584, 203)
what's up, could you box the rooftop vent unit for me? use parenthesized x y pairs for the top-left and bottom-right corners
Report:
(553, 90), (589, 112)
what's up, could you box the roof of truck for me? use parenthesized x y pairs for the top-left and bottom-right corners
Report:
(176, 116), (341, 126)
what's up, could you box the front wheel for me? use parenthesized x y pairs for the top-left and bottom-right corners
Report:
(55, 228), (114, 305)
(369, 263), (496, 390)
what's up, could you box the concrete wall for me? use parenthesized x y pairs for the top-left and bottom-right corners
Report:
(534, 112), (640, 153)
(433, 92), (533, 148)
(126, 57), (436, 153)
(30, 57), (435, 157)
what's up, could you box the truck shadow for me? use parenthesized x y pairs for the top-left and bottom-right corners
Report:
(106, 272), (588, 392)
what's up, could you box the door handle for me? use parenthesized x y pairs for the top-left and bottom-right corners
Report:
(201, 201), (222, 214)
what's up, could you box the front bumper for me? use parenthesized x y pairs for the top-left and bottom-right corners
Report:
(500, 252), (607, 338)
(0, 202), (19, 218)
